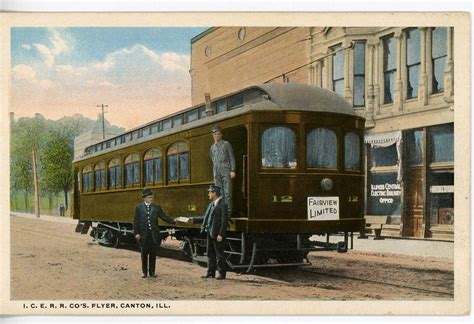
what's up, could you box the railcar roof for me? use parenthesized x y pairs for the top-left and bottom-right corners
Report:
(75, 83), (356, 162)
(254, 83), (355, 116)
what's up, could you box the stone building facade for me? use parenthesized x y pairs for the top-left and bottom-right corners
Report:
(190, 27), (454, 240)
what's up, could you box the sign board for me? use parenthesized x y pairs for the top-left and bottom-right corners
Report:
(429, 185), (454, 193)
(307, 197), (339, 221)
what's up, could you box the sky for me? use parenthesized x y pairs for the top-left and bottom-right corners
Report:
(10, 27), (208, 130)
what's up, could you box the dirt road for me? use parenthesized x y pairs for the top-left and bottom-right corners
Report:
(10, 215), (454, 300)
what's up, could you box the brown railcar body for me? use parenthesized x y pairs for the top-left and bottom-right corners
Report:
(72, 83), (365, 270)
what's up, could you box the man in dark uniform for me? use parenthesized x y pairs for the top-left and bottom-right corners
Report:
(193, 185), (229, 280)
(133, 188), (176, 278)
(210, 126), (236, 216)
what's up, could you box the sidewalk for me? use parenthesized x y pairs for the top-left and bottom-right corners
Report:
(327, 234), (454, 260)
(11, 212), (78, 225)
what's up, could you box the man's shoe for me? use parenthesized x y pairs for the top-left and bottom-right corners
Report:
(149, 273), (157, 277)
(201, 273), (215, 279)
(216, 274), (226, 280)
(141, 274), (148, 278)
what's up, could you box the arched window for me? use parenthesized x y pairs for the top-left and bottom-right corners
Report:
(81, 165), (93, 192)
(94, 162), (105, 191)
(261, 127), (297, 168)
(124, 153), (140, 187)
(108, 158), (122, 190)
(167, 142), (189, 182)
(144, 148), (162, 185)
(345, 132), (361, 170)
(307, 128), (337, 169)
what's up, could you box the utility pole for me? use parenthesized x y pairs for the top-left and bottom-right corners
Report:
(32, 150), (40, 218)
(97, 104), (108, 139)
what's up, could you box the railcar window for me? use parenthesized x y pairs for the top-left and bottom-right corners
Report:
(108, 158), (122, 189)
(228, 94), (244, 110)
(186, 109), (198, 122)
(198, 106), (206, 119)
(163, 119), (172, 130)
(81, 165), (93, 192)
(344, 132), (361, 170)
(307, 128), (337, 169)
(261, 127), (297, 169)
(167, 142), (190, 181)
(144, 148), (162, 185)
(173, 115), (183, 127)
(432, 27), (447, 93)
(124, 153), (140, 186)
(94, 162), (105, 191)
(216, 100), (227, 114)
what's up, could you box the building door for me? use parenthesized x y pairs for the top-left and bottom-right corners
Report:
(403, 168), (424, 237)
(402, 129), (425, 238)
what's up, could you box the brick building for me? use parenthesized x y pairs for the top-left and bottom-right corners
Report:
(190, 27), (454, 240)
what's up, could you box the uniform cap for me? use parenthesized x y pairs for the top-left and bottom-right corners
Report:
(211, 126), (222, 133)
(142, 188), (153, 198)
(207, 185), (222, 196)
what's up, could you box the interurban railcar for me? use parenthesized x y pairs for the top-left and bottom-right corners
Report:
(72, 83), (365, 271)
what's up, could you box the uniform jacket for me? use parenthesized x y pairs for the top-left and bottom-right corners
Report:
(210, 140), (236, 177)
(133, 202), (175, 246)
(194, 198), (229, 239)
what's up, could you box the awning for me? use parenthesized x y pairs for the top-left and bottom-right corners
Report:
(364, 130), (402, 148)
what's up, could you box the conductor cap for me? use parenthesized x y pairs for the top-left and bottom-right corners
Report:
(142, 188), (153, 198)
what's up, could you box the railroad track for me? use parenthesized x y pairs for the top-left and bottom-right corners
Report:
(298, 267), (454, 297)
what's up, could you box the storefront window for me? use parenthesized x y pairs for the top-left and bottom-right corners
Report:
(429, 124), (453, 163)
(367, 172), (402, 216)
(429, 170), (454, 226)
(261, 127), (297, 168)
(307, 128), (337, 169)
(370, 145), (398, 167)
(405, 129), (423, 166)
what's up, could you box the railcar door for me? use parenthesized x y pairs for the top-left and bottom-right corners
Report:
(73, 168), (80, 219)
(224, 125), (248, 218)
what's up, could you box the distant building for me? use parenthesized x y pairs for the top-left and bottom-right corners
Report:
(73, 117), (123, 160)
(190, 27), (454, 240)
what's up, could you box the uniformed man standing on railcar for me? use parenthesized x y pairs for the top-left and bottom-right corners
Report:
(210, 126), (236, 216)
(134, 188), (176, 278)
(192, 185), (229, 280)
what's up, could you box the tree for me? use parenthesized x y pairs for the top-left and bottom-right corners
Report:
(42, 127), (74, 210)
(10, 114), (50, 211)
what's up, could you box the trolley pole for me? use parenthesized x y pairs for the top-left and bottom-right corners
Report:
(97, 104), (108, 139)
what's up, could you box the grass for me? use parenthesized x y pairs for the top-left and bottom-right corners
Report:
(10, 192), (71, 216)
